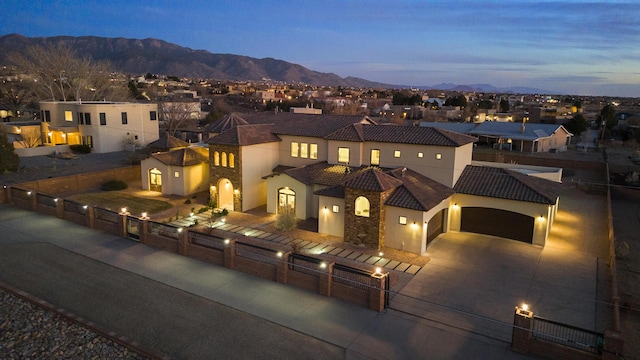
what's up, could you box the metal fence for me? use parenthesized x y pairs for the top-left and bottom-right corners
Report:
(236, 242), (280, 265)
(148, 221), (180, 239)
(332, 264), (375, 291)
(189, 232), (226, 250)
(64, 200), (86, 215)
(36, 193), (58, 207)
(289, 253), (324, 277)
(532, 316), (604, 354)
(10, 187), (30, 200)
(94, 208), (119, 223)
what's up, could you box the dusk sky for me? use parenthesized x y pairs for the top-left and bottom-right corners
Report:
(2, 0), (639, 97)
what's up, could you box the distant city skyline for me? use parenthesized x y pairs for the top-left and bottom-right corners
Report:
(1, 0), (639, 97)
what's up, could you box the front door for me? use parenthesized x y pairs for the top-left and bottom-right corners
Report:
(278, 188), (295, 212)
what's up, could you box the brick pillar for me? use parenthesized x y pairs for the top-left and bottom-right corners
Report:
(276, 251), (290, 284)
(511, 306), (533, 354)
(177, 228), (188, 255)
(55, 198), (64, 219)
(5, 186), (13, 205)
(139, 218), (149, 245)
(86, 206), (95, 228)
(30, 191), (37, 211)
(1, 185), (8, 204)
(224, 239), (235, 269)
(602, 330), (624, 360)
(118, 213), (128, 238)
(369, 272), (387, 312)
(318, 262), (333, 297)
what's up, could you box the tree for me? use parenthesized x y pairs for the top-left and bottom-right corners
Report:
(0, 127), (19, 172)
(0, 77), (38, 119)
(18, 127), (42, 148)
(563, 114), (588, 135)
(598, 104), (616, 130)
(159, 98), (198, 137)
(203, 98), (231, 124)
(444, 95), (467, 107)
(7, 43), (130, 102)
(499, 98), (510, 113)
(478, 99), (493, 109)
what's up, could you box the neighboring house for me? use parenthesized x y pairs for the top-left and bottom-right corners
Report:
(146, 135), (190, 153)
(205, 113), (560, 255)
(39, 101), (159, 153)
(140, 145), (209, 196)
(420, 121), (572, 153)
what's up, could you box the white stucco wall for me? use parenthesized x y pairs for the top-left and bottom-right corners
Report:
(318, 197), (345, 238)
(326, 140), (364, 166)
(241, 142), (280, 211)
(265, 174), (310, 219)
(277, 135), (328, 167)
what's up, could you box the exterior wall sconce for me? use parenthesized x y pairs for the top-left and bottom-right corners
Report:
(277, 251), (283, 258)
(82, 205), (88, 210)
(27, 191), (32, 196)
(54, 198), (59, 202)
(453, 203), (459, 208)
(537, 215), (544, 222)
(319, 262), (327, 269)
(323, 206), (328, 213)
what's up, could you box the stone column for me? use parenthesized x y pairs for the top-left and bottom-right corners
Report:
(369, 272), (387, 312)
(511, 306), (533, 354)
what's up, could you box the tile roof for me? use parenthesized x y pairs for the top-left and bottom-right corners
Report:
(242, 112), (376, 138)
(204, 113), (249, 133)
(314, 185), (345, 198)
(341, 168), (403, 192)
(385, 168), (455, 211)
(207, 124), (281, 146)
(454, 165), (559, 204)
(420, 122), (573, 141)
(147, 135), (190, 150)
(151, 146), (209, 166)
(325, 124), (476, 146)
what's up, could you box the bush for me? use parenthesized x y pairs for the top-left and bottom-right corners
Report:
(275, 206), (296, 231)
(101, 179), (128, 191)
(69, 144), (92, 154)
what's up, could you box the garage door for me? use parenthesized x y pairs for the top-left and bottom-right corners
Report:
(426, 209), (445, 246)
(460, 207), (534, 243)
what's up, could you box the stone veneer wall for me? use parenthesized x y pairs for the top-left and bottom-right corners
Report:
(209, 144), (242, 210)
(344, 188), (393, 249)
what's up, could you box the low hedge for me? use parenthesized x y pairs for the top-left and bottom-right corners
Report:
(69, 144), (92, 154)
(101, 180), (128, 191)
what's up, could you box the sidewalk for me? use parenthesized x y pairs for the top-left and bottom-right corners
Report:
(0, 204), (531, 359)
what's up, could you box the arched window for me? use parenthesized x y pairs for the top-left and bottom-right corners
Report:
(221, 152), (227, 167)
(229, 153), (235, 168)
(355, 196), (370, 217)
(213, 151), (220, 166)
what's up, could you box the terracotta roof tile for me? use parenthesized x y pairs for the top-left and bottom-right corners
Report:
(147, 135), (190, 150)
(242, 112), (375, 138)
(341, 168), (403, 192)
(325, 124), (476, 146)
(385, 168), (455, 210)
(454, 165), (559, 204)
(207, 124), (281, 146)
(204, 113), (249, 133)
(151, 146), (209, 166)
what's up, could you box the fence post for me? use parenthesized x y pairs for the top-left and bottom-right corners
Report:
(30, 190), (37, 211)
(602, 330), (624, 360)
(224, 239), (235, 269)
(511, 306), (533, 354)
(1, 185), (8, 204)
(369, 272), (387, 312)
(86, 206), (95, 228)
(118, 213), (128, 238)
(139, 218), (149, 245)
(276, 251), (290, 284)
(5, 186), (13, 205)
(177, 228), (188, 255)
(318, 262), (333, 297)
(55, 198), (64, 219)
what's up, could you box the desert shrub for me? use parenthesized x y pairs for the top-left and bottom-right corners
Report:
(275, 206), (296, 231)
(184, 199), (192, 204)
(70, 144), (91, 154)
(101, 179), (128, 191)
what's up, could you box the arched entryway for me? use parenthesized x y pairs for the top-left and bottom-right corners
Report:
(149, 168), (162, 192)
(217, 178), (234, 211)
(277, 187), (295, 213)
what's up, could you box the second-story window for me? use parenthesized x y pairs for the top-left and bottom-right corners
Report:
(310, 144), (318, 159)
(121, 112), (128, 124)
(65, 111), (73, 122)
(229, 153), (235, 168)
(213, 151), (220, 166)
(221, 152), (227, 167)
(371, 149), (380, 166)
(84, 113), (91, 125)
(150, 111), (157, 121)
(99, 113), (106, 126)
(394, 150), (401, 158)
(291, 142), (299, 157)
(300, 143), (308, 158)
(338, 147), (349, 164)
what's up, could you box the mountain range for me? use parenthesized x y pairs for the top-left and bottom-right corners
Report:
(0, 34), (553, 94)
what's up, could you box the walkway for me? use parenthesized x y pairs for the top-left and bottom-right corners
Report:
(0, 204), (529, 359)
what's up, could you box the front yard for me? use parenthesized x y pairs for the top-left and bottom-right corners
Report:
(68, 192), (174, 217)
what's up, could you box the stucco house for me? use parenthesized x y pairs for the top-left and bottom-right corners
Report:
(39, 101), (160, 153)
(140, 145), (209, 196)
(205, 113), (561, 255)
(420, 121), (573, 153)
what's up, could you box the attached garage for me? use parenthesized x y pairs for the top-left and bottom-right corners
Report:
(460, 207), (534, 243)
(426, 209), (445, 245)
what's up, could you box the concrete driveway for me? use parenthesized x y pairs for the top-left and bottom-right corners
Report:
(390, 183), (611, 343)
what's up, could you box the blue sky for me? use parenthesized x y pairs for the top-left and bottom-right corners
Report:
(2, 0), (639, 97)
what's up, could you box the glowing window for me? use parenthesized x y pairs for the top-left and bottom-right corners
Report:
(229, 153), (235, 168)
(291, 142), (299, 157)
(300, 143), (308, 158)
(64, 111), (73, 121)
(221, 152), (227, 167)
(435, 153), (442, 160)
(355, 196), (370, 217)
(332, 205), (339, 213)
(417, 152), (423, 158)
(213, 151), (220, 166)
(399, 216), (407, 225)
(371, 149), (380, 165)
(394, 150), (401, 158)
(174, 171), (180, 178)
(310, 144), (318, 159)
(338, 147), (350, 164)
